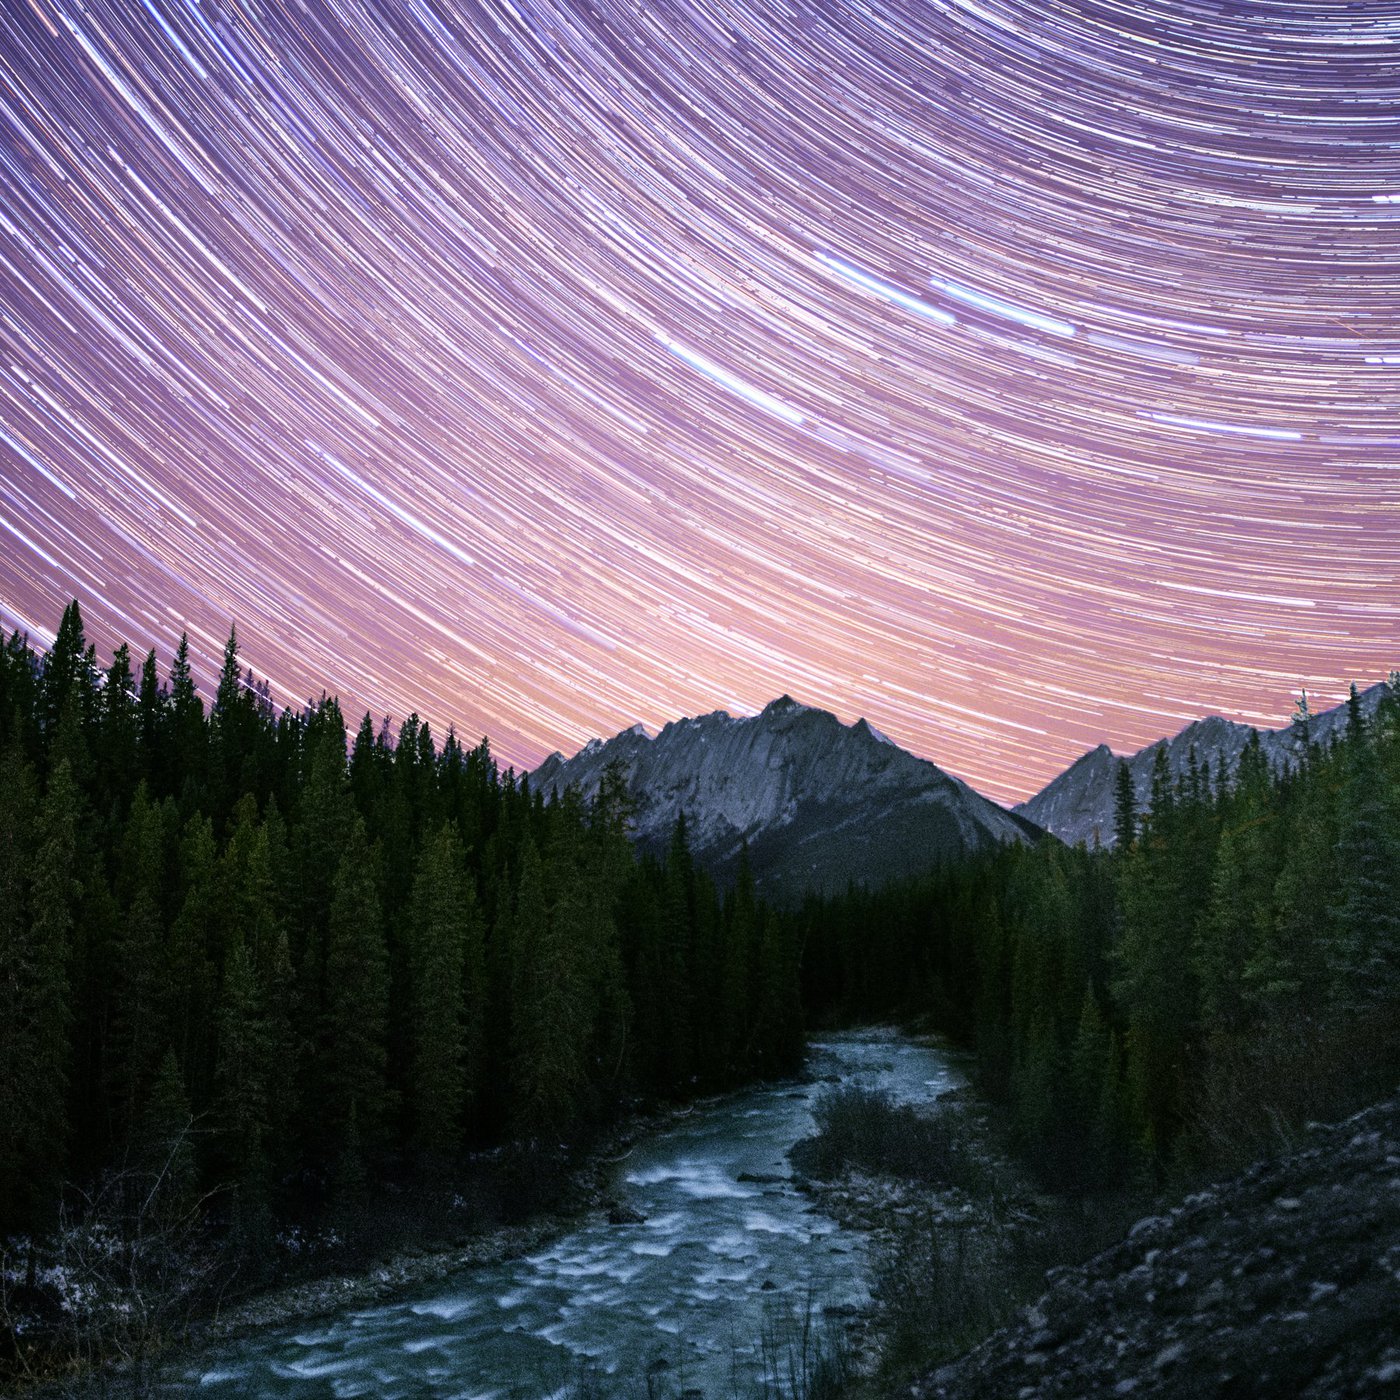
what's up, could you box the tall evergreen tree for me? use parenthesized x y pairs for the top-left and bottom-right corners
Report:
(510, 832), (591, 1136)
(318, 817), (391, 1159)
(39, 601), (90, 746)
(97, 642), (137, 816)
(1326, 745), (1400, 1010)
(1113, 758), (1136, 850)
(0, 746), (73, 1228)
(406, 822), (482, 1162)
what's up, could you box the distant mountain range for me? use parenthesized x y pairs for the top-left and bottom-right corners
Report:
(530, 696), (1036, 900)
(530, 682), (1391, 894)
(1015, 683), (1388, 848)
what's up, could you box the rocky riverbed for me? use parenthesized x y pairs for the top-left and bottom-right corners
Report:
(184, 1031), (963, 1397)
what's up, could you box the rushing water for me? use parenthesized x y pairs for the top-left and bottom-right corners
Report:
(191, 1031), (960, 1398)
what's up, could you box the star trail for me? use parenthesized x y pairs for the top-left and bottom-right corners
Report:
(1, 0), (1397, 804)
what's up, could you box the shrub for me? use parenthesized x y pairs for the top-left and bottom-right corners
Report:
(790, 1087), (979, 1189)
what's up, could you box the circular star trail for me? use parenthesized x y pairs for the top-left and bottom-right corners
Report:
(1, 0), (1397, 803)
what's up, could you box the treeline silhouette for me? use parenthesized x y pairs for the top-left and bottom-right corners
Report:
(796, 681), (1400, 1192)
(0, 603), (802, 1268)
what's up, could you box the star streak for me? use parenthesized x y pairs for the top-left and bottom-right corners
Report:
(0, 0), (1396, 803)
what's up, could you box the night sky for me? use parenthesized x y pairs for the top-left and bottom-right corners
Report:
(1, 0), (1397, 804)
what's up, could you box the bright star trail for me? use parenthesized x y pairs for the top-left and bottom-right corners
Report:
(1, 0), (1397, 803)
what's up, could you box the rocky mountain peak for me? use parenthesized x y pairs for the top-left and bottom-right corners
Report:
(762, 693), (807, 716)
(1016, 682), (1390, 847)
(530, 698), (1034, 899)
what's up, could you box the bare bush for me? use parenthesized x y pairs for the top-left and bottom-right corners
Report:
(1, 1123), (225, 1397)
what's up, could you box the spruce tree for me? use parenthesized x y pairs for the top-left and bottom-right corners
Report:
(319, 817), (391, 1159)
(0, 745), (73, 1228)
(1247, 805), (1332, 1018)
(167, 632), (208, 811)
(39, 601), (89, 745)
(1195, 825), (1265, 1034)
(98, 642), (137, 815)
(1346, 682), (1364, 745)
(1326, 746), (1400, 1011)
(510, 832), (590, 1136)
(216, 941), (275, 1269)
(137, 648), (167, 786)
(1113, 758), (1136, 850)
(406, 822), (480, 1162)
(211, 625), (256, 819)
(138, 1048), (198, 1231)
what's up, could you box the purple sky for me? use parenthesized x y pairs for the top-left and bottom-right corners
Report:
(2, 0), (1397, 803)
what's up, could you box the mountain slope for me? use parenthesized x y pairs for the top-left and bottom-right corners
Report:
(530, 696), (1032, 899)
(1016, 683), (1388, 848)
(918, 1091), (1400, 1400)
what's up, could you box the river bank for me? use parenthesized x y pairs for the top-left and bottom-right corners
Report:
(182, 1031), (961, 1397)
(787, 1054), (1150, 1394)
(12, 1031), (1004, 1397)
(189, 1094), (735, 1351)
(3, 1092), (737, 1398)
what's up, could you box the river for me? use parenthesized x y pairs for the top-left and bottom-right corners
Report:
(191, 1030), (960, 1398)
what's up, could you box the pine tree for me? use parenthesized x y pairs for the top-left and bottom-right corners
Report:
(0, 627), (40, 757)
(211, 625), (255, 820)
(137, 1048), (198, 1232)
(1290, 690), (1312, 759)
(137, 648), (167, 786)
(1113, 758), (1136, 850)
(1326, 746), (1400, 1011)
(216, 942), (272, 1206)
(0, 745), (73, 1228)
(406, 822), (481, 1162)
(1069, 988), (1109, 1139)
(216, 914), (287, 1279)
(98, 642), (137, 815)
(167, 631), (206, 805)
(166, 813), (219, 1093)
(1246, 805), (1333, 1018)
(510, 832), (590, 1136)
(1195, 826), (1264, 1033)
(111, 886), (166, 1142)
(39, 601), (90, 745)
(319, 818), (391, 1159)
(1346, 682), (1364, 745)
(1112, 768), (1198, 1159)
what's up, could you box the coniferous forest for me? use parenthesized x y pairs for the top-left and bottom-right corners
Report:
(797, 678), (1400, 1193)
(4, 600), (1399, 1390)
(0, 602), (803, 1275)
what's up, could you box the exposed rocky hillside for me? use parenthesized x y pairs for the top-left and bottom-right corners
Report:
(530, 696), (1036, 898)
(1017, 682), (1389, 847)
(917, 1091), (1400, 1400)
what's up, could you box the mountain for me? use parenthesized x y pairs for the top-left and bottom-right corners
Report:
(1016, 683), (1389, 848)
(530, 695), (1036, 900)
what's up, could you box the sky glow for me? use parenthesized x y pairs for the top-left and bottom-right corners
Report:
(1, 0), (1397, 803)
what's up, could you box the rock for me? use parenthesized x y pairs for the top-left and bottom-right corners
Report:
(1153, 1341), (1185, 1370)
(607, 1203), (646, 1225)
(737, 1171), (789, 1184)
